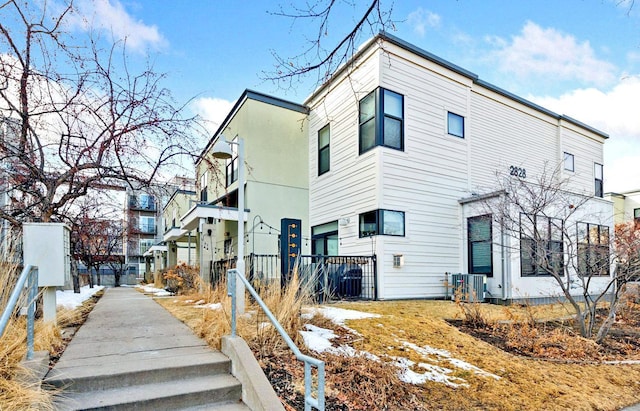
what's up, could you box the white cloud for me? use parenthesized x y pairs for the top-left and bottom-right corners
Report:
(529, 76), (640, 193)
(407, 8), (441, 37)
(490, 21), (617, 87)
(71, 0), (167, 53)
(191, 97), (234, 135)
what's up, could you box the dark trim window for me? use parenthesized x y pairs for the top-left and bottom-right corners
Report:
(577, 222), (610, 276)
(359, 88), (404, 154)
(359, 209), (405, 237)
(564, 152), (574, 172)
(311, 220), (338, 256)
(634, 208), (640, 220)
(318, 124), (330, 176)
(520, 214), (563, 277)
(594, 163), (603, 197)
(447, 112), (465, 138)
(468, 215), (492, 276)
(199, 170), (208, 202)
(226, 137), (239, 187)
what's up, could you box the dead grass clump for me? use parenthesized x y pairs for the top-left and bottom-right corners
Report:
(455, 298), (491, 328)
(163, 263), (200, 294)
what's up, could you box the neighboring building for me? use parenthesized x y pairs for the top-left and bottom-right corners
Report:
(162, 178), (197, 268)
(606, 190), (640, 225)
(304, 32), (613, 302)
(179, 89), (309, 283)
(124, 187), (163, 278)
(0, 116), (21, 255)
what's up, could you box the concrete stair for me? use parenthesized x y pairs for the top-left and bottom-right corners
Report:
(45, 346), (248, 410)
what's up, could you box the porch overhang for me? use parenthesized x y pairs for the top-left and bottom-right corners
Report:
(143, 245), (168, 257)
(180, 204), (249, 232)
(163, 227), (188, 242)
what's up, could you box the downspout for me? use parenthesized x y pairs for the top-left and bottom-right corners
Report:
(501, 216), (508, 301)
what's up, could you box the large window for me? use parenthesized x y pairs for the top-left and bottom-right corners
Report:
(318, 124), (330, 175)
(468, 215), (492, 276)
(447, 112), (465, 138)
(359, 88), (404, 154)
(139, 216), (156, 234)
(312, 221), (338, 256)
(359, 209), (405, 237)
(564, 152), (574, 172)
(520, 214), (563, 277)
(139, 239), (154, 255)
(226, 137), (239, 187)
(594, 163), (603, 197)
(577, 222), (610, 276)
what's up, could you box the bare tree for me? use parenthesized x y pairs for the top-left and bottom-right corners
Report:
(0, 1), (200, 229)
(477, 165), (640, 342)
(262, 0), (396, 89)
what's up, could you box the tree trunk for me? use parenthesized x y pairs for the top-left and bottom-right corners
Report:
(71, 259), (80, 293)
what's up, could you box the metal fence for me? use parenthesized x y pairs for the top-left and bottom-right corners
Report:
(210, 254), (377, 302)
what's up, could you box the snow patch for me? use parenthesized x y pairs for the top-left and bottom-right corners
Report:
(56, 285), (104, 309)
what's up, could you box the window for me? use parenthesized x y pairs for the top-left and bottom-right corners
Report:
(139, 239), (154, 255)
(594, 163), (603, 197)
(318, 124), (330, 175)
(635, 208), (640, 220)
(468, 215), (492, 276)
(564, 152), (574, 172)
(520, 214), (563, 276)
(139, 194), (155, 210)
(139, 216), (156, 233)
(359, 209), (405, 237)
(311, 221), (338, 256)
(199, 170), (208, 202)
(358, 88), (404, 154)
(447, 112), (465, 138)
(577, 222), (610, 276)
(226, 137), (239, 187)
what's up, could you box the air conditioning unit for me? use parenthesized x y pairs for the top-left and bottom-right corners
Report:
(451, 274), (486, 302)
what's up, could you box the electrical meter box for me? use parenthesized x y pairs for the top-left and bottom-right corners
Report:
(23, 222), (71, 288)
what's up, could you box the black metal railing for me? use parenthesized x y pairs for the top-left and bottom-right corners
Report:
(209, 254), (377, 302)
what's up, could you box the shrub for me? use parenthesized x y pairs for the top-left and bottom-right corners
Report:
(163, 263), (200, 294)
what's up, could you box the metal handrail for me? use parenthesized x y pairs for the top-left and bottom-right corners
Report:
(0, 265), (39, 360)
(227, 268), (325, 411)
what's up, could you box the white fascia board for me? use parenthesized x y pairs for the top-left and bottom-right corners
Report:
(180, 204), (249, 231)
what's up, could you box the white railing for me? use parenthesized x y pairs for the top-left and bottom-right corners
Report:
(0, 265), (39, 360)
(227, 268), (325, 411)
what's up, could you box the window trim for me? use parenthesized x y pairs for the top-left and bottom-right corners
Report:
(359, 209), (405, 238)
(225, 137), (239, 188)
(564, 152), (575, 172)
(358, 88), (404, 155)
(519, 213), (564, 277)
(318, 124), (330, 176)
(577, 221), (610, 277)
(447, 111), (465, 138)
(467, 215), (493, 277)
(594, 163), (603, 198)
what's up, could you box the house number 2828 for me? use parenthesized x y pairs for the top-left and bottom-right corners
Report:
(509, 166), (526, 178)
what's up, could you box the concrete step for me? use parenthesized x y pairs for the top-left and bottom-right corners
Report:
(53, 374), (243, 411)
(46, 347), (231, 392)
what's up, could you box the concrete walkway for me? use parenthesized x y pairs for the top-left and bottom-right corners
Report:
(45, 287), (247, 410)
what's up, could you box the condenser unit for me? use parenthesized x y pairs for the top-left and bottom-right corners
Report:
(451, 274), (486, 302)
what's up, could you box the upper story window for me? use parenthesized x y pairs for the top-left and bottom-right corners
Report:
(318, 124), (330, 176)
(359, 209), (405, 237)
(226, 137), (239, 187)
(564, 152), (574, 172)
(199, 170), (208, 202)
(359, 88), (404, 154)
(468, 215), (492, 276)
(520, 213), (563, 277)
(447, 112), (465, 138)
(594, 163), (603, 197)
(634, 208), (640, 220)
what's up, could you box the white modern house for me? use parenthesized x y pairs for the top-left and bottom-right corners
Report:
(607, 190), (640, 225)
(304, 32), (613, 303)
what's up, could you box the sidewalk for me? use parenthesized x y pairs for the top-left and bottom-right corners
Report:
(45, 287), (245, 410)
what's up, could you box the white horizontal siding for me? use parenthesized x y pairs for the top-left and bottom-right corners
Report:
(561, 126), (604, 195)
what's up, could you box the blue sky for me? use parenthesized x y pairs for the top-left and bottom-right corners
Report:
(61, 1), (640, 192)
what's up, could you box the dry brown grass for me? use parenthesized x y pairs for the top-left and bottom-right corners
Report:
(156, 282), (640, 411)
(0, 260), (57, 411)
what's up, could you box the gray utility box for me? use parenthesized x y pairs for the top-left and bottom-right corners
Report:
(451, 274), (486, 302)
(23, 222), (71, 288)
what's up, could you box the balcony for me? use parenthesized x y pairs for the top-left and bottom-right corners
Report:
(128, 196), (156, 211)
(131, 223), (156, 235)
